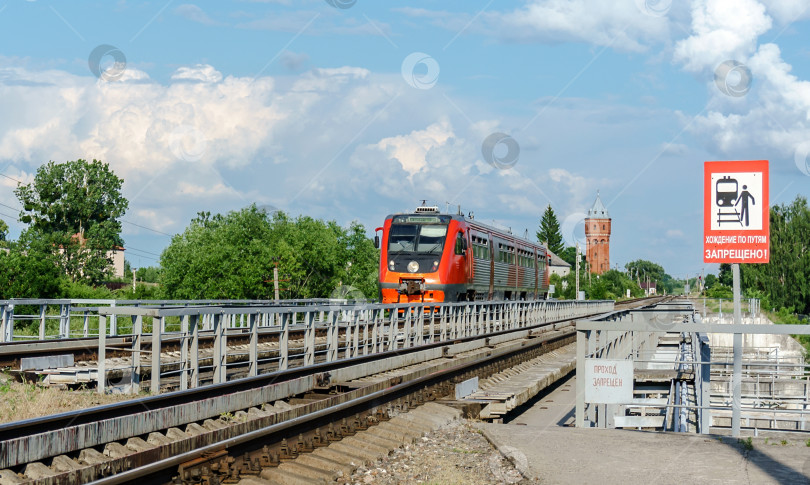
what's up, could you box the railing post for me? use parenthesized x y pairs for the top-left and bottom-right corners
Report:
(249, 313), (258, 377)
(362, 309), (371, 355)
(326, 310), (338, 362)
(132, 315), (143, 394)
(151, 316), (163, 394)
(213, 313), (225, 384)
(440, 306), (447, 341)
(370, 309), (379, 354)
(699, 334), (712, 433)
(388, 309), (397, 351)
(304, 311), (315, 366)
(1, 304), (12, 342)
(427, 306), (435, 344)
(416, 305), (425, 345)
(280, 311), (289, 370)
(351, 309), (360, 358)
(98, 315), (106, 395)
(576, 326), (586, 427)
(190, 314), (200, 388)
(39, 304), (46, 340)
(403, 308), (412, 348)
(110, 301), (117, 336)
(60, 304), (70, 338)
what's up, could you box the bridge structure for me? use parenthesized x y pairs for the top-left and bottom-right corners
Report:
(575, 300), (810, 437)
(0, 297), (613, 394)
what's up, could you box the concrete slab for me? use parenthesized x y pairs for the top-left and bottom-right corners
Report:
(478, 424), (810, 484)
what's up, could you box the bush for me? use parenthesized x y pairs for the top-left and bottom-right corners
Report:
(59, 281), (115, 299)
(706, 284), (733, 299)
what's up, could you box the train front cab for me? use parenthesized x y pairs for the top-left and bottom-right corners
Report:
(377, 213), (471, 304)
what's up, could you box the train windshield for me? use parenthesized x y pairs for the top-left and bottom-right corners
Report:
(717, 180), (738, 193)
(388, 224), (448, 254)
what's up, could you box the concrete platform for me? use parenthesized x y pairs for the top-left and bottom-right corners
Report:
(480, 423), (810, 484)
(482, 374), (810, 484)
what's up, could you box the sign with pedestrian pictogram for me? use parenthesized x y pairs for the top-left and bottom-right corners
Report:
(704, 160), (769, 263)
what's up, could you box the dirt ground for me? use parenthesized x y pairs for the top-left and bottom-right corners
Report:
(346, 419), (535, 485)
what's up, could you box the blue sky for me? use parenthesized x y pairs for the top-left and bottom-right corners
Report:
(0, 0), (809, 280)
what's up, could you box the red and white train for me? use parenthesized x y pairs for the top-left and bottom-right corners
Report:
(376, 205), (551, 303)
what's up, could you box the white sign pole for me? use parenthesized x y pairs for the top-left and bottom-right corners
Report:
(732, 263), (742, 437)
(574, 243), (580, 300)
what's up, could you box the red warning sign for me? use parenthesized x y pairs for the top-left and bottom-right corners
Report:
(704, 160), (769, 263)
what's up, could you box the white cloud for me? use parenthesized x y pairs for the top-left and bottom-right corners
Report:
(175, 4), (219, 26)
(171, 65), (224, 83)
(759, 0), (810, 24)
(373, 119), (454, 175)
(673, 0), (771, 72)
(671, 1), (810, 162)
(399, 1), (678, 52)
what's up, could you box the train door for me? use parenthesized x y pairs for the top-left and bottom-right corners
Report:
(452, 229), (470, 299)
(466, 230), (474, 285)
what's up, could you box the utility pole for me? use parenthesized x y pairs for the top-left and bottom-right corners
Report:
(575, 243), (580, 300)
(701, 268), (705, 294)
(132, 268), (137, 292)
(273, 263), (280, 302)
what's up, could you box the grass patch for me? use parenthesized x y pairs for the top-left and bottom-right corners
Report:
(450, 447), (482, 454)
(0, 373), (135, 424)
(738, 437), (754, 451)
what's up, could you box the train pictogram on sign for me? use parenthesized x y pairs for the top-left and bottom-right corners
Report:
(704, 161), (769, 263)
(713, 175), (759, 228)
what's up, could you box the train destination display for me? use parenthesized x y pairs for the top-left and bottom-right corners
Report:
(703, 160), (769, 263)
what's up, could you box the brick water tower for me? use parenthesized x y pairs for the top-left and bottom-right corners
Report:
(585, 191), (611, 274)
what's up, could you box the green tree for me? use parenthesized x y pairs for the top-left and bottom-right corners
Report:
(738, 196), (810, 314)
(537, 205), (564, 255)
(15, 159), (128, 285)
(136, 266), (162, 284)
(625, 259), (670, 292)
(0, 218), (8, 244)
(159, 206), (379, 300)
(704, 273), (717, 289)
(557, 246), (577, 267)
(0, 230), (63, 299)
(718, 263), (732, 287)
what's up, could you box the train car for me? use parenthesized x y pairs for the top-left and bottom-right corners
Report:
(376, 205), (550, 303)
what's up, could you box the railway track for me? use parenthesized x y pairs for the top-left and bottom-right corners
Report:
(0, 297), (666, 484)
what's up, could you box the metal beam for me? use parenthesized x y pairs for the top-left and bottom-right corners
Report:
(576, 320), (810, 335)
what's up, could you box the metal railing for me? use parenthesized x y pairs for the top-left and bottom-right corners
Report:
(96, 299), (614, 395)
(0, 298), (364, 342)
(576, 305), (810, 436)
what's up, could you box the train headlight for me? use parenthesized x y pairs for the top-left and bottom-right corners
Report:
(388, 260), (396, 271)
(432, 260), (439, 271)
(407, 261), (419, 273)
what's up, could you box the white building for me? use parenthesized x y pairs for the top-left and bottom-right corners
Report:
(547, 249), (571, 277)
